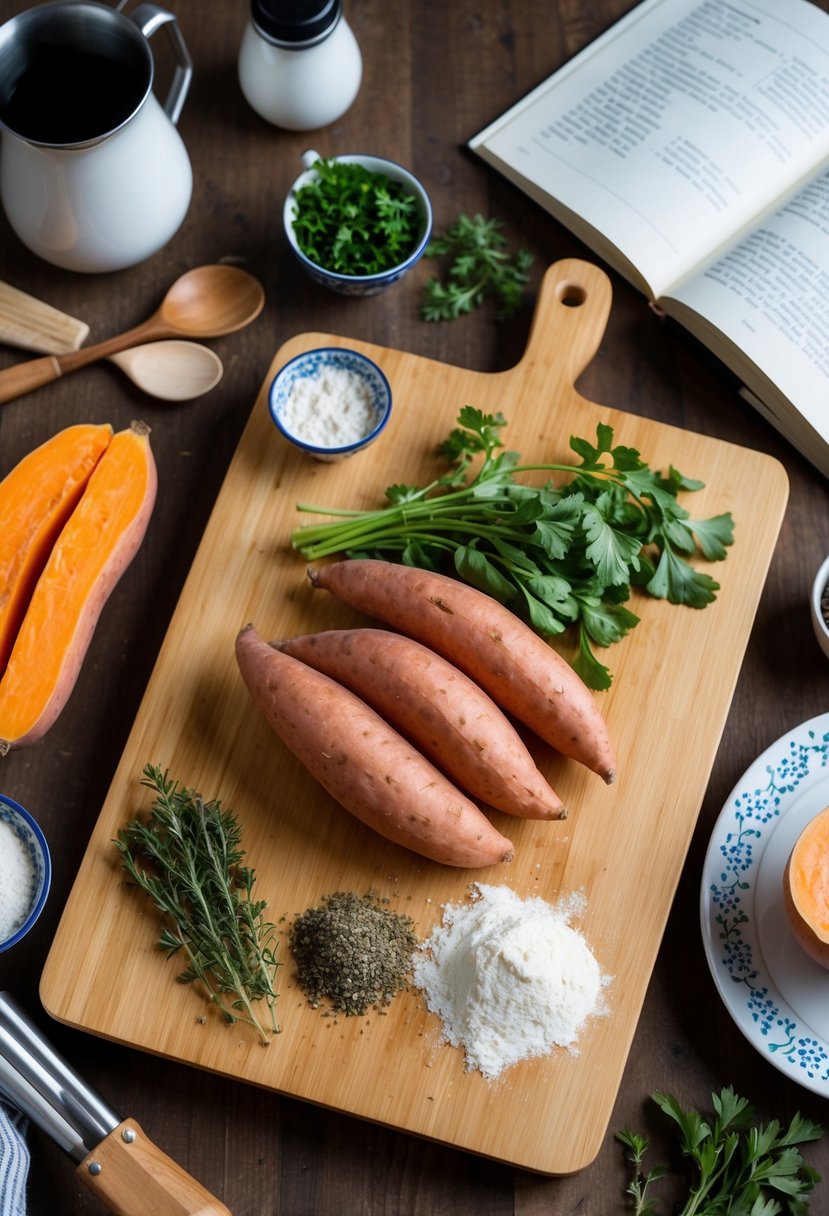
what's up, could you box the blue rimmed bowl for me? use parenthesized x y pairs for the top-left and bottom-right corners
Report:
(268, 347), (392, 462)
(283, 150), (433, 297)
(0, 794), (50, 952)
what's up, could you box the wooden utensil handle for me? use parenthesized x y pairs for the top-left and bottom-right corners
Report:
(78, 1119), (233, 1216)
(0, 354), (64, 405)
(0, 281), (89, 354)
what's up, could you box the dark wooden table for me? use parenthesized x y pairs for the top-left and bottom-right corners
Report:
(1, 2), (828, 1212)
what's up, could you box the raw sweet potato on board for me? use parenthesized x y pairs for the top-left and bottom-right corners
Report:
(0, 421), (157, 752)
(273, 627), (566, 820)
(307, 559), (617, 783)
(0, 422), (113, 677)
(236, 624), (514, 868)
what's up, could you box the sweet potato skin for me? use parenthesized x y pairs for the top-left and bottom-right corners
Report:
(273, 627), (566, 820)
(236, 624), (514, 868)
(308, 559), (617, 782)
(0, 421), (157, 752)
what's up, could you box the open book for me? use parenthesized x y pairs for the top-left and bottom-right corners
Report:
(469, 0), (829, 478)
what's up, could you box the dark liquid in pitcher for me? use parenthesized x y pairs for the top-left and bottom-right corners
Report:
(2, 45), (145, 143)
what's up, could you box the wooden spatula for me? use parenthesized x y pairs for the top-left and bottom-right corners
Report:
(0, 281), (89, 354)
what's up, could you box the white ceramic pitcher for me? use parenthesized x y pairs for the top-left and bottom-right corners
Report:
(0, 0), (193, 273)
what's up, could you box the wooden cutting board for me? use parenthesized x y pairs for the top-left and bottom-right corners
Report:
(40, 259), (788, 1175)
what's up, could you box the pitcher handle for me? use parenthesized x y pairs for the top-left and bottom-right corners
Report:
(121, 2), (193, 125)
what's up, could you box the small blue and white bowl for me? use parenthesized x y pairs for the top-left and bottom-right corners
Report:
(0, 794), (50, 952)
(268, 347), (392, 462)
(283, 150), (433, 297)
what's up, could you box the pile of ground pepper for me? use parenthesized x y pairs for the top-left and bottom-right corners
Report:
(289, 890), (418, 1016)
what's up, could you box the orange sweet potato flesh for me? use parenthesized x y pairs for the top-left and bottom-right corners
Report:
(236, 624), (514, 868)
(0, 422), (113, 677)
(784, 805), (829, 969)
(0, 420), (156, 752)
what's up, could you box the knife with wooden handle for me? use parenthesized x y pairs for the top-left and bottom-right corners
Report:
(0, 281), (89, 354)
(0, 992), (232, 1216)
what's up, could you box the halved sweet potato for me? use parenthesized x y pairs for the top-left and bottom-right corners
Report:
(0, 420), (156, 752)
(783, 805), (829, 969)
(0, 422), (113, 676)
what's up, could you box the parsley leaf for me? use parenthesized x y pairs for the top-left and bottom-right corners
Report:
(291, 158), (420, 276)
(291, 408), (735, 690)
(421, 214), (533, 320)
(618, 1088), (824, 1215)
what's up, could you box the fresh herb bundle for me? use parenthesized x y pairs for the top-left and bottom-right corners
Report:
(617, 1087), (823, 1215)
(291, 157), (420, 276)
(116, 764), (280, 1044)
(421, 213), (533, 320)
(291, 408), (734, 690)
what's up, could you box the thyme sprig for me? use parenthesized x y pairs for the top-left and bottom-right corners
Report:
(116, 764), (280, 1044)
(291, 407), (734, 690)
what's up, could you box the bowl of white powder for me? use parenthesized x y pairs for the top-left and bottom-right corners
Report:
(0, 795), (50, 952)
(268, 347), (392, 462)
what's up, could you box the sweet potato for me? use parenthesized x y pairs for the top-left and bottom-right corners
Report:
(0, 422), (113, 676)
(273, 627), (566, 820)
(236, 624), (514, 868)
(308, 559), (617, 782)
(0, 420), (157, 752)
(784, 805), (829, 969)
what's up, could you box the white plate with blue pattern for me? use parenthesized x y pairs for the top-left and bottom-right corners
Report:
(701, 712), (829, 1095)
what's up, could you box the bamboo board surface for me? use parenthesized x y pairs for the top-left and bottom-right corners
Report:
(40, 260), (789, 1175)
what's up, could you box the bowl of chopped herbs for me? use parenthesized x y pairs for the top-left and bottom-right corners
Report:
(283, 150), (432, 296)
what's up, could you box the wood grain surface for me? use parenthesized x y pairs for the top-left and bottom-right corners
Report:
(40, 260), (787, 1175)
(3, 2), (829, 1213)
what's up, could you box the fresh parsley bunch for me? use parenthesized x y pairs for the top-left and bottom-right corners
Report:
(291, 407), (735, 690)
(617, 1087), (823, 1215)
(291, 157), (420, 276)
(421, 213), (533, 320)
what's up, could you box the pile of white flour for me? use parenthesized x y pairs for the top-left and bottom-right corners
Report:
(411, 883), (607, 1080)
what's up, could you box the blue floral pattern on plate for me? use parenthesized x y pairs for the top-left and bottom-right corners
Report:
(700, 713), (829, 1095)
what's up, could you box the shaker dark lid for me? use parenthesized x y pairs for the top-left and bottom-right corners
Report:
(251, 0), (342, 45)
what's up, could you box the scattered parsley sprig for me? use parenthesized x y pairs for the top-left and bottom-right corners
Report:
(291, 157), (420, 276)
(116, 764), (280, 1044)
(421, 213), (533, 320)
(291, 407), (734, 690)
(617, 1087), (823, 1215)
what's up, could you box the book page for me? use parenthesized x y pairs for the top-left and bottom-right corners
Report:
(470, 0), (829, 299)
(665, 169), (829, 429)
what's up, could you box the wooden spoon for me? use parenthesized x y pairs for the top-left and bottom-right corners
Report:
(108, 341), (224, 401)
(0, 284), (223, 401)
(0, 264), (264, 406)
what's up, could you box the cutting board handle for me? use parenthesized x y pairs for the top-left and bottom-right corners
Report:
(78, 1119), (232, 1216)
(520, 258), (613, 390)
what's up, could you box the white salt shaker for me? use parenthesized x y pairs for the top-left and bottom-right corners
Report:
(238, 0), (362, 131)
